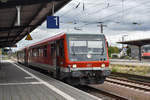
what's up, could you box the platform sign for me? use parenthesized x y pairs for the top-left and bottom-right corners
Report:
(47, 16), (59, 29)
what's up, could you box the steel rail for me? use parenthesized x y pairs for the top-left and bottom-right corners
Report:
(108, 76), (150, 87)
(76, 85), (128, 100)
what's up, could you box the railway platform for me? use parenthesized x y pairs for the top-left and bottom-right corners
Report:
(0, 60), (102, 100)
(110, 59), (150, 66)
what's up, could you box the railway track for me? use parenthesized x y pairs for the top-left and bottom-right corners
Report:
(107, 72), (150, 92)
(75, 85), (128, 100)
(106, 78), (150, 92)
(110, 72), (150, 83)
(108, 76), (150, 87)
(77, 74), (150, 100)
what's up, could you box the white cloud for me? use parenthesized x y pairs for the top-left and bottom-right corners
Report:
(16, 0), (150, 50)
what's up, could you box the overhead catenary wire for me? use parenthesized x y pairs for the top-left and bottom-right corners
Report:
(62, 0), (126, 21)
(96, 0), (150, 23)
(59, 0), (128, 25)
(76, 0), (150, 28)
(57, 0), (150, 32)
(59, 2), (114, 26)
(58, 0), (110, 19)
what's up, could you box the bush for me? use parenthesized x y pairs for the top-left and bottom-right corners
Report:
(111, 68), (117, 72)
(108, 46), (119, 57)
(112, 55), (118, 58)
(120, 56), (130, 59)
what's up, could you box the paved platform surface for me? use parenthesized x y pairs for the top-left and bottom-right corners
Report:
(0, 60), (102, 100)
(110, 59), (150, 66)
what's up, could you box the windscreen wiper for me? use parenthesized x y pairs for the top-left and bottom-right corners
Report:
(101, 47), (104, 55)
(72, 43), (76, 56)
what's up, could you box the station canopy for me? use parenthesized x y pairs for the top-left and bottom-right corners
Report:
(0, 0), (70, 48)
(118, 38), (150, 46)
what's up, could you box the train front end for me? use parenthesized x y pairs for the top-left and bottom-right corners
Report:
(65, 34), (111, 85)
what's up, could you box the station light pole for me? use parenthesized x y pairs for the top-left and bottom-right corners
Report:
(16, 6), (21, 26)
(138, 45), (142, 61)
(97, 24), (107, 34)
(122, 35), (128, 49)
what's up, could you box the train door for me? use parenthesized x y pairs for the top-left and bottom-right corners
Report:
(51, 42), (57, 68)
(50, 40), (64, 78)
(24, 49), (28, 66)
(50, 41), (59, 78)
(56, 40), (60, 78)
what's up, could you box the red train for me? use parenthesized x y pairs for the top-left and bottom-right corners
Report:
(142, 46), (150, 59)
(142, 53), (150, 59)
(17, 33), (110, 85)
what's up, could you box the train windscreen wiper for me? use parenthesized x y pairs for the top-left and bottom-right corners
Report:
(101, 47), (104, 55)
(72, 43), (76, 56)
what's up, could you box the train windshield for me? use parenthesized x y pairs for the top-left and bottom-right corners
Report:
(67, 35), (107, 61)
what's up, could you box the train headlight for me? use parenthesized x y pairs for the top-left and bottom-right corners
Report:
(87, 54), (92, 58)
(72, 64), (77, 68)
(101, 64), (105, 68)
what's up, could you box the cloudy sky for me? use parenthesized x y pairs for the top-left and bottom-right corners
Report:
(16, 0), (150, 50)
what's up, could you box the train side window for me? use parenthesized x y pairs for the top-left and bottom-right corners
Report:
(31, 49), (33, 57)
(33, 49), (36, 57)
(36, 48), (39, 57)
(28, 50), (30, 57)
(51, 43), (55, 57)
(39, 48), (43, 57)
(43, 45), (47, 57)
(32, 49), (37, 57)
(30, 49), (32, 57)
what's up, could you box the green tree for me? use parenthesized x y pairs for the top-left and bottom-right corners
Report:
(108, 46), (119, 57)
(127, 47), (131, 56)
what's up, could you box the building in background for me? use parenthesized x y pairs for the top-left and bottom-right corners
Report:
(128, 45), (139, 59)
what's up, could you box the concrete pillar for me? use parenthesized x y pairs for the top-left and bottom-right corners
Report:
(138, 46), (142, 61)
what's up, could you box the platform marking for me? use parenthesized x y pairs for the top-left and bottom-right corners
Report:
(11, 62), (76, 100)
(0, 82), (43, 86)
(24, 76), (34, 79)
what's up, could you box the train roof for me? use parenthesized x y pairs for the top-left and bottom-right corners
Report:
(26, 33), (105, 48)
(66, 33), (105, 36)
